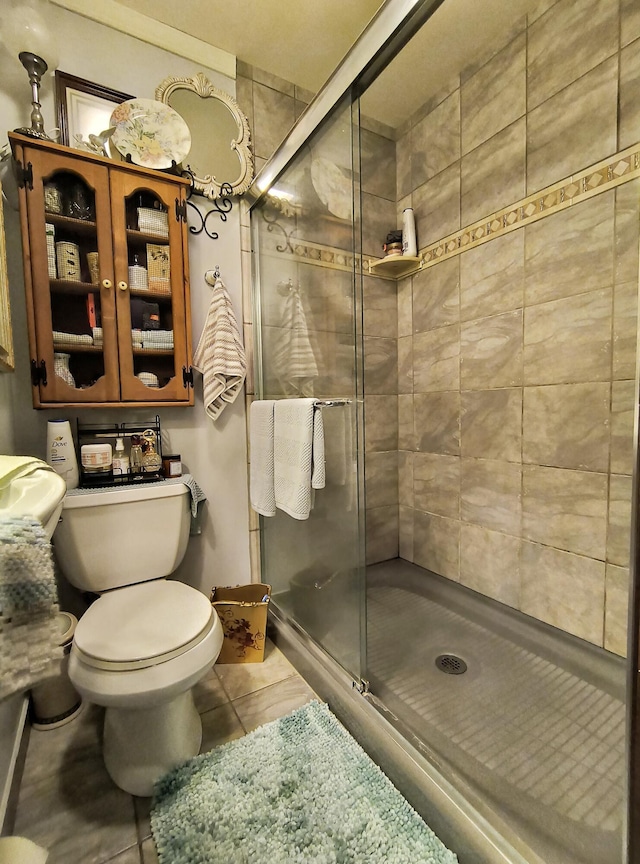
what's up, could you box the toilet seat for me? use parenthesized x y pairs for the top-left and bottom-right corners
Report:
(74, 580), (214, 671)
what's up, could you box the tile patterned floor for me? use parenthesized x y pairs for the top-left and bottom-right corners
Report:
(13, 641), (317, 864)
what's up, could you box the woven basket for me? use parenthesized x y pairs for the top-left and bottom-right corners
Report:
(137, 207), (168, 237)
(55, 242), (81, 281)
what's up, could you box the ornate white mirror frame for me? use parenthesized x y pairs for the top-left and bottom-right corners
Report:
(155, 73), (254, 200)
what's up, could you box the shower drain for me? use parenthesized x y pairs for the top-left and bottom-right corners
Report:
(435, 654), (467, 675)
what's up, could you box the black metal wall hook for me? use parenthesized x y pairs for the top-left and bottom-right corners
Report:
(181, 166), (233, 241)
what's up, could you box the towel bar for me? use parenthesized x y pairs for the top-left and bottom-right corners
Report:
(313, 399), (352, 408)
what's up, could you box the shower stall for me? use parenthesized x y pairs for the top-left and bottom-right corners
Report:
(249, 2), (640, 862)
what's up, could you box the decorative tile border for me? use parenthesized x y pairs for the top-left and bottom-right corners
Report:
(260, 142), (640, 280)
(416, 143), (640, 273)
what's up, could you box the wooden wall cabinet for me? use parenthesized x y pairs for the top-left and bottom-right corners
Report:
(10, 132), (194, 408)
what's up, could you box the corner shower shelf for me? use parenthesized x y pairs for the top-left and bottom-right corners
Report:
(368, 255), (422, 279)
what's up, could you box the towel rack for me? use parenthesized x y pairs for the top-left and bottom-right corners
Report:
(204, 266), (221, 287)
(313, 399), (352, 408)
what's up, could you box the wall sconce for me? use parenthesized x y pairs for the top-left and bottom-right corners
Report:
(0, 0), (58, 139)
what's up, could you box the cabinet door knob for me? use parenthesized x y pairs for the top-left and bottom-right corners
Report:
(101, 279), (113, 289)
(118, 281), (128, 291)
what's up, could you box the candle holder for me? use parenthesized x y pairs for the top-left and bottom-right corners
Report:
(14, 50), (51, 139)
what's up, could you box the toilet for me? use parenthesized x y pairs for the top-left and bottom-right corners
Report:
(54, 482), (223, 796)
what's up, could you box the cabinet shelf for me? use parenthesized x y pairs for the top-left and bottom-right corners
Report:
(126, 228), (170, 245)
(50, 278), (96, 295)
(53, 342), (101, 353)
(45, 213), (97, 235)
(368, 255), (422, 279)
(133, 347), (174, 356)
(129, 287), (172, 301)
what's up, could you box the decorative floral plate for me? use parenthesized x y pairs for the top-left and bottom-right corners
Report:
(109, 98), (191, 169)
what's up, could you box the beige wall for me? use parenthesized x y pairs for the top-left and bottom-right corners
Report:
(388, 0), (640, 655)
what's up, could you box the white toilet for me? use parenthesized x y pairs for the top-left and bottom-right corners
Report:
(54, 482), (223, 796)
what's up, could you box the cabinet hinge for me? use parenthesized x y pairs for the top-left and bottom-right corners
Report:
(175, 198), (187, 222)
(30, 359), (47, 386)
(14, 159), (33, 190)
(182, 365), (194, 388)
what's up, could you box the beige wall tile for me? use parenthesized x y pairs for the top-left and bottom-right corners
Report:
(399, 505), (414, 561)
(460, 388), (522, 462)
(619, 38), (640, 149)
(363, 278), (398, 338)
(413, 163), (460, 248)
(365, 451), (399, 508)
(414, 453), (460, 519)
(461, 32), (526, 155)
(611, 380), (635, 476)
(398, 278), (413, 337)
(461, 119), (526, 225)
(365, 395), (398, 452)
(414, 391), (460, 455)
(460, 524), (521, 608)
(520, 541), (605, 645)
(364, 336), (397, 394)
(524, 192), (615, 306)
(613, 281), (638, 380)
(607, 474), (633, 567)
(461, 458), (522, 534)
(522, 465), (608, 559)
(413, 325), (460, 393)
(412, 89), (460, 188)
(526, 57), (618, 192)
(252, 82), (295, 160)
(398, 394), (415, 450)
(622, 0), (640, 46)
(398, 335), (413, 395)
(360, 128), (396, 201)
(399, 451), (414, 508)
(362, 192), (396, 257)
(523, 288), (612, 385)
(615, 180), (640, 286)
(460, 230), (524, 322)
(366, 505), (399, 564)
(460, 310), (523, 390)
(604, 564), (630, 657)
(527, 0), (618, 110)
(413, 511), (460, 580)
(413, 257), (460, 333)
(523, 383), (611, 472)
(396, 131), (412, 201)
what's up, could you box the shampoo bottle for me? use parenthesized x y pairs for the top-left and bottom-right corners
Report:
(46, 419), (79, 490)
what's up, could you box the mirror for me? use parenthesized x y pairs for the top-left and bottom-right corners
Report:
(155, 73), (254, 200)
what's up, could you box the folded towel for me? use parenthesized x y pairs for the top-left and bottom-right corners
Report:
(193, 273), (247, 420)
(0, 517), (60, 700)
(52, 331), (93, 346)
(274, 398), (325, 520)
(272, 286), (318, 396)
(249, 400), (276, 516)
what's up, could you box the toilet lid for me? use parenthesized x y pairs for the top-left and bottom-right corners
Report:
(74, 581), (213, 665)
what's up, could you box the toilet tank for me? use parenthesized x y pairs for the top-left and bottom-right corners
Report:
(54, 483), (192, 592)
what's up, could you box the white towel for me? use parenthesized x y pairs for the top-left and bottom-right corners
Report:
(193, 273), (247, 420)
(274, 398), (325, 520)
(272, 287), (318, 396)
(250, 400), (276, 516)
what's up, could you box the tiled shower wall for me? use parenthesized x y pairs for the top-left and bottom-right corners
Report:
(386, 0), (640, 655)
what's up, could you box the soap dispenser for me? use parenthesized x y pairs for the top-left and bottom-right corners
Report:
(112, 437), (129, 477)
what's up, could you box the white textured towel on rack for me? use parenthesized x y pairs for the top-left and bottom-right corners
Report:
(193, 272), (246, 420)
(273, 398), (325, 520)
(249, 400), (276, 516)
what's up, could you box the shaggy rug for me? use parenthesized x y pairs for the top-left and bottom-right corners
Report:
(151, 700), (458, 863)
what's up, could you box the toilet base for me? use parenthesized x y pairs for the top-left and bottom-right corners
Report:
(103, 689), (202, 796)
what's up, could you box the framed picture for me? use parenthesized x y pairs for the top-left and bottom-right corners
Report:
(55, 71), (133, 149)
(0, 180), (14, 372)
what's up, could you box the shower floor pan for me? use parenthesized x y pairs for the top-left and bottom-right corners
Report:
(366, 559), (626, 864)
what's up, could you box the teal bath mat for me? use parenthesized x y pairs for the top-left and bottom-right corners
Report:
(151, 700), (458, 863)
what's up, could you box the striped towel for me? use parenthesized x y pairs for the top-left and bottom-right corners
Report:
(0, 517), (60, 700)
(273, 286), (318, 396)
(193, 273), (246, 420)
(249, 400), (276, 516)
(274, 398), (325, 520)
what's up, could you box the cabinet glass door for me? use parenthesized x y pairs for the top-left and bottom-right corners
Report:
(109, 170), (191, 402)
(25, 150), (119, 403)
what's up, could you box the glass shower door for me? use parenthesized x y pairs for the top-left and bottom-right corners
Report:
(251, 98), (366, 681)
